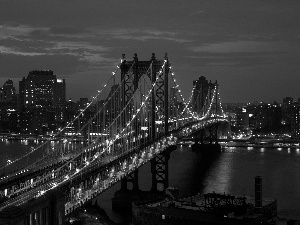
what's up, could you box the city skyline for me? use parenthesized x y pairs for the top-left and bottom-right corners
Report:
(0, 1), (300, 103)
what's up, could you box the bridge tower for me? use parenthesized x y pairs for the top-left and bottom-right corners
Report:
(118, 53), (171, 192)
(113, 53), (172, 213)
(192, 80), (222, 152)
(208, 80), (219, 145)
(192, 76), (210, 115)
(150, 53), (171, 192)
(120, 53), (141, 192)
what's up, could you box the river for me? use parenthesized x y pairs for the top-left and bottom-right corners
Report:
(1, 140), (300, 221)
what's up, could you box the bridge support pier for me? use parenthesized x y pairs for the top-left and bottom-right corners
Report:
(192, 126), (221, 153)
(112, 145), (176, 215)
(150, 151), (170, 192)
(112, 170), (141, 213)
(209, 124), (218, 144)
(45, 190), (66, 225)
(120, 169), (139, 191)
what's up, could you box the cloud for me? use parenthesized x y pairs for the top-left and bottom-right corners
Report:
(50, 41), (109, 53)
(0, 24), (115, 72)
(0, 25), (39, 38)
(49, 27), (88, 35)
(98, 28), (191, 43)
(185, 50), (287, 68)
(0, 46), (45, 56)
(185, 41), (299, 67)
(144, 30), (176, 36)
(190, 10), (205, 16)
(188, 41), (286, 54)
(0, 36), (55, 51)
(0, 53), (90, 77)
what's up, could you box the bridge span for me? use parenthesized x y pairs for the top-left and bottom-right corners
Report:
(0, 53), (229, 225)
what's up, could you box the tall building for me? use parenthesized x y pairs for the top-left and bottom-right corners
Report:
(235, 107), (249, 129)
(254, 102), (281, 132)
(0, 79), (16, 103)
(282, 97), (293, 127)
(291, 104), (300, 138)
(53, 78), (66, 107)
(192, 76), (211, 114)
(77, 97), (89, 110)
(19, 70), (66, 108)
(0, 80), (17, 132)
(17, 70), (66, 134)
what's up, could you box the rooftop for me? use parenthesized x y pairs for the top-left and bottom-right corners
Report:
(139, 191), (277, 220)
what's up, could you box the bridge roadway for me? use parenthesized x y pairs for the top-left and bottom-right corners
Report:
(0, 144), (89, 193)
(1, 151), (111, 209)
(0, 133), (177, 211)
(0, 118), (190, 190)
(0, 117), (227, 217)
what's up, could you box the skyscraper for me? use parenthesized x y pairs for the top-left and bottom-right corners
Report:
(291, 104), (300, 138)
(281, 97), (294, 134)
(19, 70), (66, 108)
(53, 79), (66, 107)
(0, 79), (16, 103)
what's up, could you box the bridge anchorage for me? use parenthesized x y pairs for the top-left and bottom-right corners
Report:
(0, 53), (229, 225)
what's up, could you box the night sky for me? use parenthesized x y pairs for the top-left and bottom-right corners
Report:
(0, 0), (300, 103)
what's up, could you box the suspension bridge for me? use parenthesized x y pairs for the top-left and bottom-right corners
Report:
(0, 53), (228, 225)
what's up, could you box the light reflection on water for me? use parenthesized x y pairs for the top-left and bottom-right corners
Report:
(200, 146), (300, 219)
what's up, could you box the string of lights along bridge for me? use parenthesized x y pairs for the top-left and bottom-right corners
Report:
(0, 53), (228, 224)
